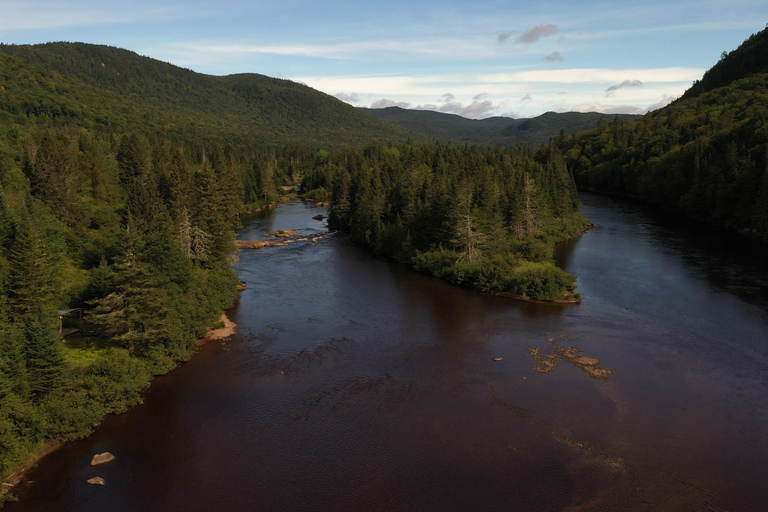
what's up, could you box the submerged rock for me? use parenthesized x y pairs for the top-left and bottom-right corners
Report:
(493, 357), (504, 361)
(90, 452), (116, 466)
(313, 214), (324, 220)
(87, 477), (106, 486)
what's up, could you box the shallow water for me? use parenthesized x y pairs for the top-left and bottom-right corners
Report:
(9, 195), (768, 511)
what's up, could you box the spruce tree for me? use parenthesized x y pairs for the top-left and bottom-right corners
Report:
(24, 305), (64, 398)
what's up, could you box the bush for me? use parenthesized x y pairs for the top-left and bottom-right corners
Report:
(509, 261), (576, 300)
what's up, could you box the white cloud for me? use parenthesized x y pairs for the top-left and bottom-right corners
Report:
(569, 102), (644, 115)
(370, 99), (411, 109)
(647, 95), (676, 111)
(438, 100), (495, 118)
(334, 92), (360, 104)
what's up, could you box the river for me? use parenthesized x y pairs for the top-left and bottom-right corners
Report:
(8, 193), (768, 511)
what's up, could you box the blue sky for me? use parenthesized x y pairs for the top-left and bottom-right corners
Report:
(1, 0), (766, 118)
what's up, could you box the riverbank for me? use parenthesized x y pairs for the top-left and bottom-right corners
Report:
(1, 311), (237, 507)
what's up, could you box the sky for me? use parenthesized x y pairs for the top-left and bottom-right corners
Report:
(1, 0), (766, 119)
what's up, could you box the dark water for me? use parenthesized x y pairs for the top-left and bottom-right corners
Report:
(9, 194), (768, 511)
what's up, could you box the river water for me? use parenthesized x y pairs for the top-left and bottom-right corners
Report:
(9, 194), (768, 511)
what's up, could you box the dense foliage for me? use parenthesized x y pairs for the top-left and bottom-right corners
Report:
(557, 70), (768, 237)
(303, 142), (587, 300)
(0, 126), (257, 485)
(361, 106), (639, 146)
(0, 42), (426, 148)
(0, 38), (590, 499)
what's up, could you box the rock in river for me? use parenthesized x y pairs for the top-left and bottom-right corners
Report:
(87, 477), (106, 486)
(91, 452), (116, 466)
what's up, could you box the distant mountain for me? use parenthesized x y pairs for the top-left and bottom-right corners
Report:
(0, 42), (426, 147)
(360, 106), (640, 146)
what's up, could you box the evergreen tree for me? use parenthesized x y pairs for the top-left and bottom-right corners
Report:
(24, 305), (63, 398)
(0, 325), (30, 398)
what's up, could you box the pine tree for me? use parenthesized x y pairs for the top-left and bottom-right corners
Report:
(89, 223), (168, 354)
(24, 305), (63, 398)
(8, 212), (57, 320)
(0, 325), (30, 398)
(512, 175), (544, 239)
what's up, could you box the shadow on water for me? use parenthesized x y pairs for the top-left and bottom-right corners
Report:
(560, 192), (768, 312)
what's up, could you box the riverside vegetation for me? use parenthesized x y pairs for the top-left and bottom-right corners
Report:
(0, 42), (585, 498)
(2, 25), (767, 503)
(555, 27), (768, 238)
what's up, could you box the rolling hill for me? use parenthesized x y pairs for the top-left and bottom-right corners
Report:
(360, 106), (640, 146)
(0, 42), (427, 148)
(556, 27), (768, 238)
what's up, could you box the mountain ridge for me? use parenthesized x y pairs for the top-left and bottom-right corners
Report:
(0, 42), (429, 148)
(360, 106), (640, 146)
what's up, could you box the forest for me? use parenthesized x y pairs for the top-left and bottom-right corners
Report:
(303, 142), (586, 301)
(557, 28), (768, 238)
(3, 25), (768, 501)
(0, 43), (587, 499)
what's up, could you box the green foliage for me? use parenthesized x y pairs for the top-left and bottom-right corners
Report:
(323, 142), (585, 300)
(558, 73), (768, 237)
(0, 42), (425, 148)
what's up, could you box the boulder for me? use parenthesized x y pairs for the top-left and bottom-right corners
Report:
(493, 357), (504, 362)
(90, 452), (116, 466)
(87, 477), (106, 486)
(313, 214), (324, 220)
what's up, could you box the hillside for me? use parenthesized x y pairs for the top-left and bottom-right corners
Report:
(555, 27), (768, 238)
(681, 27), (768, 100)
(361, 106), (639, 146)
(0, 42), (426, 148)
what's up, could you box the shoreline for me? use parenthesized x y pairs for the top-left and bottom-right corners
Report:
(2, 311), (237, 503)
(200, 312), (237, 344)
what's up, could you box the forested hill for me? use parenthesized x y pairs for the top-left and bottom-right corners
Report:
(555, 27), (768, 238)
(681, 27), (768, 100)
(0, 42), (426, 148)
(360, 106), (640, 146)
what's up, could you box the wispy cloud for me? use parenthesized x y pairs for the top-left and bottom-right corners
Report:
(520, 94), (532, 103)
(410, 100), (496, 118)
(544, 51), (564, 62)
(605, 79), (643, 96)
(166, 37), (495, 62)
(481, 68), (702, 84)
(334, 92), (360, 104)
(370, 99), (411, 109)
(516, 24), (558, 44)
(497, 32), (515, 43)
(569, 102), (644, 115)
(0, 1), (186, 31)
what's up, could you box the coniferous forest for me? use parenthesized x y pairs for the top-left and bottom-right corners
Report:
(2, 24), (768, 501)
(0, 42), (587, 489)
(556, 29), (768, 238)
